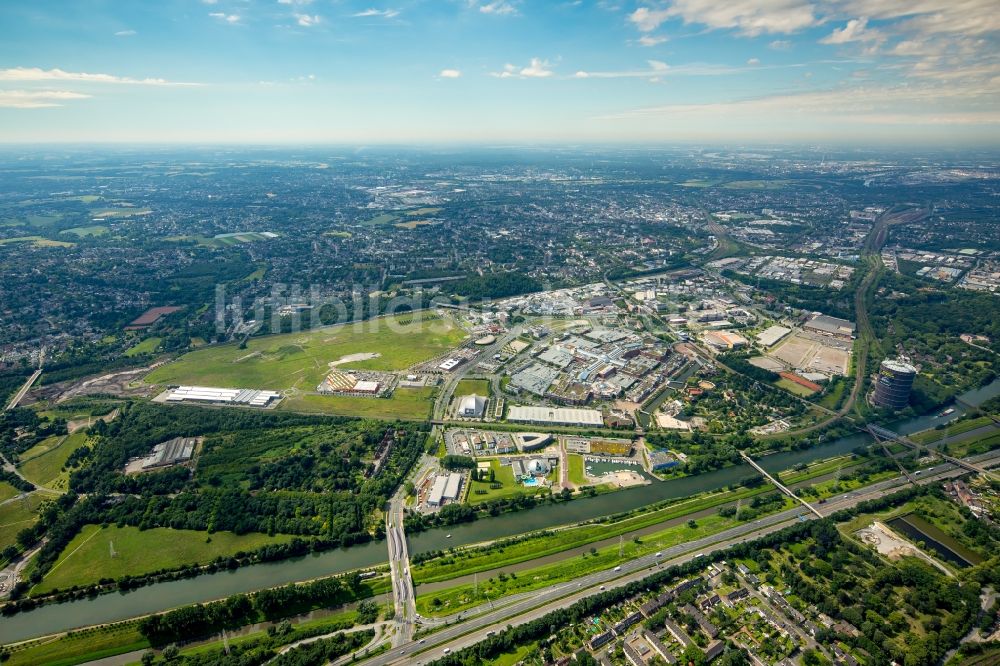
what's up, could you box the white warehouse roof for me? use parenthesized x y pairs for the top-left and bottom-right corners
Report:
(507, 406), (603, 426)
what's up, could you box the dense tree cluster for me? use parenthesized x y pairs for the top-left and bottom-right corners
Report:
(449, 271), (542, 301)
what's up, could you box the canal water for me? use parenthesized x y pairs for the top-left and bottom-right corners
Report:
(2, 378), (998, 644)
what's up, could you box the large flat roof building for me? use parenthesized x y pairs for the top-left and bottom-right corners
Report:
(427, 475), (449, 506)
(507, 405), (603, 427)
(804, 314), (856, 340)
(756, 325), (791, 347)
(164, 385), (282, 408)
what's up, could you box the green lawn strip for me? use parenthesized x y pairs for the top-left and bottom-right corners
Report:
(412, 483), (776, 585)
(416, 513), (740, 617)
(146, 314), (466, 390)
(18, 432), (91, 489)
(0, 492), (50, 550)
(939, 430), (1000, 459)
(466, 459), (548, 505)
(910, 415), (993, 445)
(280, 387), (435, 420)
(567, 454), (587, 485)
(32, 525), (295, 595)
(1, 621), (148, 666)
(779, 455), (861, 485)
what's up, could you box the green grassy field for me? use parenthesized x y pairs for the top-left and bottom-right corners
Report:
(466, 459), (547, 505)
(0, 482), (19, 503)
(416, 513), (738, 616)
(280, 386), (436, 420)
(124, 336), (162, 357)
(61, 225), (109, 237)
(18, 432), (92, 490)
(910, 416), (993, 444)
(32, 525), (295, 595)
(146, 314), (466, 391)
(0, 493), (50, 551)
(2, 620), (148, 666)
(455, 378), (490, 397)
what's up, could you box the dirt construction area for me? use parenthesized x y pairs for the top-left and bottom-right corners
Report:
(768, 332), (850, 376)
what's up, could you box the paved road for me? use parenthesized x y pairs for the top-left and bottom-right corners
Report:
(359, 450), (1000, 666)
(4, 368), (41, 412)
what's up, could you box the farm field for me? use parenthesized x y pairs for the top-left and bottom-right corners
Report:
(61, 225), (109, 237)
(145, 314), (466, 391)
(0, 236), (75, 248)
(32, 524), (295, 595)
(18, 432), (92, 490)
(280, 386), (436, 419)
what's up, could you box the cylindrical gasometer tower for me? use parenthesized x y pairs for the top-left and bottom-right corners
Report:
(872, 358), (917, 410)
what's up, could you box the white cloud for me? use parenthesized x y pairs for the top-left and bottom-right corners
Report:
(479, 1), (518, 16)
(598, 83), (1000, 126)
(628, 7), (670, 32)
(114, 29), (136, 37)
(492, 58), (554, 78)
(439, 69), (462, 78)
(0, 67), (201, 86)
(820, 17), (882, 45)
(769, 39), (791, 50)
(294, 13), (321, 26)
(747, 57), (761, 65)
(629, 0), (819, 37)
(0, 89), (91, 109)
(520, 58), (554, 77)
(278, 0), (313, 4)
(637, 35), (668, 46)
(352, 8), (400, 18)
(209, 12), (241, 24)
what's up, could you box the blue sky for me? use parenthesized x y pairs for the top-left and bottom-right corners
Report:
(0, 0), (997, 144)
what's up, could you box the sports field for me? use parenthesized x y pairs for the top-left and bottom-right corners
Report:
(146, 314), (466, 392)
(32, 524), (294, 595)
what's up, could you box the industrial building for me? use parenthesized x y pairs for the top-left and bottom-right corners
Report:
(428, 472), (463, 506)
(756, 325), (791, 347)
(133, 436), (196, 471)
(438, 358), (463, 371)
(803, 314), (856, 340)
(872, 358), (917, 410)
(515, 432), (552, 451)
(507, 405), (603, 427)
(163, 385), (282, 408)
(702, 330), (748, 350)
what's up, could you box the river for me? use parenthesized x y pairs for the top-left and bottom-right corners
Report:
(2, 378), (998, 644)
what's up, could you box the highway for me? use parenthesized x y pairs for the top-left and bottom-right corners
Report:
(4, 368), (41, 412)
(359, 449), (1000, 666)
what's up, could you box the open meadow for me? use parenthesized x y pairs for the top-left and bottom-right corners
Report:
(145, 313), (467, 392)
(32, 524), (295, 595)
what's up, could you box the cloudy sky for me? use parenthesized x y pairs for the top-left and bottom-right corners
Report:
(1, 0), (997, 144)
